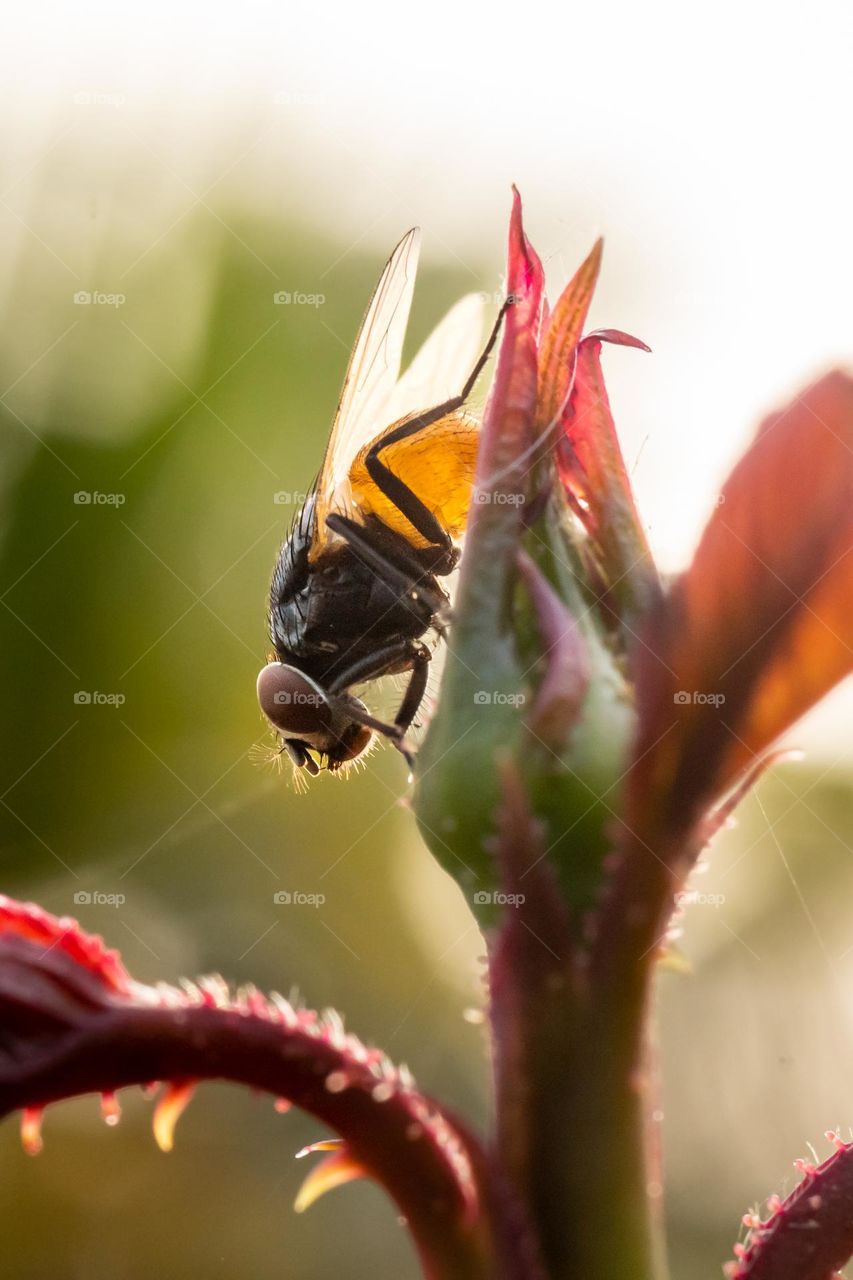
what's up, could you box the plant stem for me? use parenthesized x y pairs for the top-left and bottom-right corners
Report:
(490, 769), (668, 1280)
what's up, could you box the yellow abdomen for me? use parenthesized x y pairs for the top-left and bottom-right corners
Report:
(348, 411), (479, 548)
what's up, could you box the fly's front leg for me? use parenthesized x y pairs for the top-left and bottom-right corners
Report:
(326, 639), (416, 749)
(326, 640), (431, 767)
(393, 643), (431, 745)
(382, 644), (431, 768)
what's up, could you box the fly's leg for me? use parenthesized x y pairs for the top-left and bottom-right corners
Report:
(326, 639), (432, 766)
(284, 740), (319, 775)
(393, 644), (431, 741)
(364, 298), (512, 572)
(326, 512), (448, 616)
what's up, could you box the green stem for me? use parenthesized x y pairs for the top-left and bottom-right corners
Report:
(489, 766), (668, 1280)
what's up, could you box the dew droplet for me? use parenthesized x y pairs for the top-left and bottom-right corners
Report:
(101, 1092), (121, 1126)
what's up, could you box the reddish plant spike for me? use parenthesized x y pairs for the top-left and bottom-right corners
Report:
(728, 1137), (853, 1279)
(20, 1107), (43, 1156)
(153, 1081), (196, 1153)
(0, 896), (515, 1280)
(100, 1091), (121, 1127)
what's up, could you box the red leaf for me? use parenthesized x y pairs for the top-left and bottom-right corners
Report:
(557, 336), (658, 620)
(473, 185), (544, 499)
(630, 371), (853, 848)
(585, 328), (651, 352)
(456, 186), (545, 630)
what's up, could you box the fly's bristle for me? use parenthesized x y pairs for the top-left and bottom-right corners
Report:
(249, 738), (290, 779)
(290, 764), (310, 795)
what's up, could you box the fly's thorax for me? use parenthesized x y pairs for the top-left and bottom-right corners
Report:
(269, 522), (447, 685)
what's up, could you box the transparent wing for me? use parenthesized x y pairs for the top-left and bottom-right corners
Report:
(314, 228), (421, 542)
(383, 292), (487, 425)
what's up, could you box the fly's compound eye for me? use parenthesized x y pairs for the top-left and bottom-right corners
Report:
(256, 663), (333, 737)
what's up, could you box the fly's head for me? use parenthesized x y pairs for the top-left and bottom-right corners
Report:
(256, 662), (373, 776)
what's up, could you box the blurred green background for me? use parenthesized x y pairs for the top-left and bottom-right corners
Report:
(2, 13), (853, 1275)
(0, 196), (499, 1277)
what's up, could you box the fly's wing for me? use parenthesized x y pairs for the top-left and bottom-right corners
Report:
(312, 228), (421, 551)
(345, 294), (488, 549)
(383, 292), (486, 425)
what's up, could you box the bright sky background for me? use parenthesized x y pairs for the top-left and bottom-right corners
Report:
(3, 0), (853, 750)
